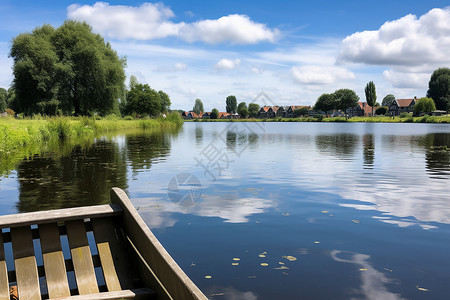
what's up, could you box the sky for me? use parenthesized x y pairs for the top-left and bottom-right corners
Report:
(0, 0), (450, 111)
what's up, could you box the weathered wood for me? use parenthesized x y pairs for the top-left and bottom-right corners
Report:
(0, 204), (123, 229)
(39, 223), (71, 298)
(91, 217), (131, 291)
(65, 220), (99, 295)
(10, 226), (41, 300)
(110, 188), (207, 300)
(51, 288), (155, 300)
(0, 233), (9, 300)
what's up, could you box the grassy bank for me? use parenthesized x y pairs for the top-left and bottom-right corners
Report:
(0, 114), (183, 175)
(186, 115), (450, 123)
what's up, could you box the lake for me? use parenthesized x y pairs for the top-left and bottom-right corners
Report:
(1, 122), (449, 299)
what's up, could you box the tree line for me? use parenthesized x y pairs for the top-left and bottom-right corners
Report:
(1, 21), (171, 117)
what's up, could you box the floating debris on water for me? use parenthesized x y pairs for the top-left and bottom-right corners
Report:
(416, 286), (430, 292)
(205, 275), (212, 279)
(261, 263), (269, 266)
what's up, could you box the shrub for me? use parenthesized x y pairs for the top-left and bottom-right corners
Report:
(399, 112), (412, 118)
(123, 115), (134, 120)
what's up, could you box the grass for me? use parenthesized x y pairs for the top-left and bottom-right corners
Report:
(0, 113), (183, 175)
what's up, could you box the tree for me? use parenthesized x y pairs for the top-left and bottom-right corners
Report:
(158, 91), (171, 113)
(226, 95), (237, 114)
(294, 107), (309, 117)
(314, 93), (336, 115)
(248, 103), (260, 118)
(125, 83), (161, 116)
(129, 75), (139, 90)
(375, 106), (388, 115)
(210, 108), (219, 119)
(365, 81), (377, 116)
(0, 88), (7, 113)
(414, 97), (436, 115)
(427, 68), (450, 111)
(10, 21), (126, 116)
(382, 94), (395, 107)
(193, 98), (204, 115)
(237, 102), (248, 118)
(333, 89), (359, 115)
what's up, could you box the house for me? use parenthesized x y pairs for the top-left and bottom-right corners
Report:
(182, 111), (202, 119)
(276, 106), (290, 118)
(218, 112), (230, 119)
(348, 102), (376, 117)
(257, 106), (271, 118)
(267, 106), (279, 119)
(202, 112), (211, 119)
(227, 113), (240, 119)
(389, 98), (417, 116)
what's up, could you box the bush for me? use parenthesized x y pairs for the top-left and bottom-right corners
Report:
(375, 106), (388, 115)
(399, 112), (412, 118)
(123, 115), (134, 120)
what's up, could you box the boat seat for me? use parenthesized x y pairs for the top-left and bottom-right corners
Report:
(0, 204), (155, 300)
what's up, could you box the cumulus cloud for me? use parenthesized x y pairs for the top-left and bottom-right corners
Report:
(67, 2), (278, 44)
(382, 70), (429, 89)
(215, 58), (241, 70)
(338, 7), (450, 68)
(291, 65), (355, 85)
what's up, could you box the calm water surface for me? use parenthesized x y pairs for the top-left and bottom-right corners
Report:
(1, 122), (450, 299)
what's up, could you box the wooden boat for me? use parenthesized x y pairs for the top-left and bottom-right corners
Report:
(0, 187), (207, 300)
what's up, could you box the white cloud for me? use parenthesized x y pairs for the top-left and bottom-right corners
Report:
(215, 58), (241, 70)
(174, 63), (187, 71)
(291, 65), (355, 85)
(67, 2), (278, 44)
(338, 7), (450, 68)
(382, 70), (429, 89)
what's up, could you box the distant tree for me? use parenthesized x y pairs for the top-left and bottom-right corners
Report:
(0, 88), (7, 112)
(427, 68), (450, 111)
(375, 106), (388, 115)
(125, 83), (161, 116)
(129, 75), (139, 90)
(382, 94), (395, 107)
(210, 108), (219, 119)
(237, 102), (248, 118)
(365, 81), (377, 116)
(414, 97), (436, 115)
(10, 21), (126, 116)
(193, 98), (204, 115)
(248, 103), (260, 118)
(294, 107), (309, 117)
(226, 95), (237, 113)
(334, 89), (359, 115)
(314, 93), (336, 115)
(158, 91), (171, 113)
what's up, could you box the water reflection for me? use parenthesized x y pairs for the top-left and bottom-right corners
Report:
(315, 134), (359, 159)
(16, 140), (127, 211)
(195, 126), (203, 145)
(331, 250), (405, 300)
(363, 134), (375, 169)
(420, 133), (450, 179)
(207, 286), (258, 300)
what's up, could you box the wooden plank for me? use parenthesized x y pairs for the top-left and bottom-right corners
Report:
(10, 226), (41, 300)
(39, 223), (71, 298)
(50, 288), (155, 300)
(0, 204), (123, 229)
(110, 188), (207, 300)
(0, 233), (9, 300)
(91, 217), (129, 292)
(65, 220), (99, 295)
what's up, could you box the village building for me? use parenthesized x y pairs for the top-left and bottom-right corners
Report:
(389, 98), (417, 116)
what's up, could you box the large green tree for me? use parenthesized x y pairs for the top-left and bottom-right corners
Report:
(333, 89), (359, 115)
(193, 98), (204, 115)
(226, 95), (237, 114)
(237, 102), (248, 118)
(365, 81), (377, 116)
(0, 88), (7, 112)
(427, 68), (450, 111)
(248, 103), (260, 118)
(125, 83), (161, 116)
(158, 91), (171, 113)
(414, 97), (436, 115)
(210, 108), (219, 119)
(10, 21), (126, 116)
(382, 94), (395, 107)
(314, 93), (336, 114)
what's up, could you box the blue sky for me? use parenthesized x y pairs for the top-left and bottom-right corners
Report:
(1, 1), (449, 111)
